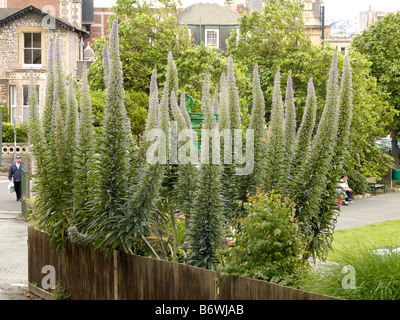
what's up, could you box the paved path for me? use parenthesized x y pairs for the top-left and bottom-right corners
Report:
(335, 191), (400, 230)
(0, 175), (33, 300)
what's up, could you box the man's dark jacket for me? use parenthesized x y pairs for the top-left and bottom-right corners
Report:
(8, 163), (21, 182)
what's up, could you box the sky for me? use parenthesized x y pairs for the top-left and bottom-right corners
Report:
(93, 0), (400, 22)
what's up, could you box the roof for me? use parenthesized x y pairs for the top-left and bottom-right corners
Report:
(0, 5), (88, 36)
(178, 3), (240, 26)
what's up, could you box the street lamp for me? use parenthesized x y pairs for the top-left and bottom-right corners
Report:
(13, 115), (22, 161)
(316, 0), (325, 44)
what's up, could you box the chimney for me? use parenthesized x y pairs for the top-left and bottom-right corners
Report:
(225, 0), (236, 12)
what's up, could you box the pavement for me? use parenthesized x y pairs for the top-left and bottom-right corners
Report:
(335, 191), (400, 230)
(0, 175), (37, 300)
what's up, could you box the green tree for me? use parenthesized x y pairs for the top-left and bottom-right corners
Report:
(352, 12), (400, 167)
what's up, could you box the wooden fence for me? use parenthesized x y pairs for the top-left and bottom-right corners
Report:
(28, 227), (337, 300)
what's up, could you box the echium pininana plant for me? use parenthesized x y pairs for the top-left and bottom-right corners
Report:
(212, 88), (219, 115)
(53, 35), (68, 120)
(72, 64), (96, 223)
(291, 78), (317, 173)
(27, 72), (59, 245)
(290, 52), (340, 261)
(165, 52), (179, 99)
(218, 73), (230, 131)
(283, 72), (296, 179)
(179, 92), (191, 129)
(221, 61), (242, 223)
(138, 69), (159, 163)
(334, 54), (353, 173)
(187, 74), (223, 270)
(42, 39), (56, 142)
(64, 76), (79, 192)
(263, 70), (286, 192)
(88, 18), (135, 250)
(227, 57), (241, 130)
(314, 54), (354, 261)
(102, 42), (110, 87)
(173, 91), (198, 227)
(248, 65), (266, 192)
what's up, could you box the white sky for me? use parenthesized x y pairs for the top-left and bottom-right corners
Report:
(93, 0), (400, 21)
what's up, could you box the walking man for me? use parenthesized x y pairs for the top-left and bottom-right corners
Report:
(9, 155), (22, 201)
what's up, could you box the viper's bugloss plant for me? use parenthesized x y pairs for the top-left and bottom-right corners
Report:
(186, 74), (223, 270)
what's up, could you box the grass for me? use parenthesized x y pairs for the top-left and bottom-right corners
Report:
(296, 220), (400, 300)
(328, 219), (400, 261)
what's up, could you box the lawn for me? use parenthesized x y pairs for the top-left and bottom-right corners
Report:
(328, 219), (400, 261)
(297, 219), (400, 300)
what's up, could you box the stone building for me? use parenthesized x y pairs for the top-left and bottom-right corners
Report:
(0, 5), (88, 124)
(178, 3), (240, 52)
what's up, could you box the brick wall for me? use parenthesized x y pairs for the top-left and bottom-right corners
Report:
(86, 7), (112, 46)
(6, 0), (60, 16)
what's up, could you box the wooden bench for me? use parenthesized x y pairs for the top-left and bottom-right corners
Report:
(366, 177), (386, 195)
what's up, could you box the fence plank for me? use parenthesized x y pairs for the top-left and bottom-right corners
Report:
(116, 252), (216, 300)
(219, 276), (339, 300)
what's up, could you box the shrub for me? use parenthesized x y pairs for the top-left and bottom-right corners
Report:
(0, 105), (8, 122)
(347, 169), (367, 195)
(220, 190), (308, 285)
(2, 122), (28, 142)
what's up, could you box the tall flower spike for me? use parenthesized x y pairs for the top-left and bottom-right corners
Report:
(292, 77), (317, 172)
(65, 76), (79, 174)
(103, 42), (110, 88)
(187, 74), (223, 270)
(92, 18), (134, 242)
(165, 52), (179, 96)
(145, 69), (159, 133)
(263, 70), (286, 191)
(290, 52), (340, 260)
(53, 34), (67, 120)
(42, 38), (56, 142)
(335, 54), (353, 169)
(218, 72), (230, 131)
(179, 92), (191, 129)
(73, 63), (96, 215)
(212, 89), (219, 115)
(283, 71), (296, 174)
(249, 65), (266, 190)
(227, 57), (241, 130)
(27, 71), (46, 160)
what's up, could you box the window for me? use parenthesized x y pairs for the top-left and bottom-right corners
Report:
(22, 85), (40, 122)
(205, 29), (219, 48)
(10, 85), (16, 123)
(341, 47), (346, 53)
(23, 33), (42, 66)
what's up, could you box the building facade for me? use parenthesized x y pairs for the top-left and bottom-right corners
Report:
(178, 3), (240, 53)
(0, 5), (88, 124)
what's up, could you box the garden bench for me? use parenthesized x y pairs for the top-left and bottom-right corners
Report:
(366, 177), (386, 195)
